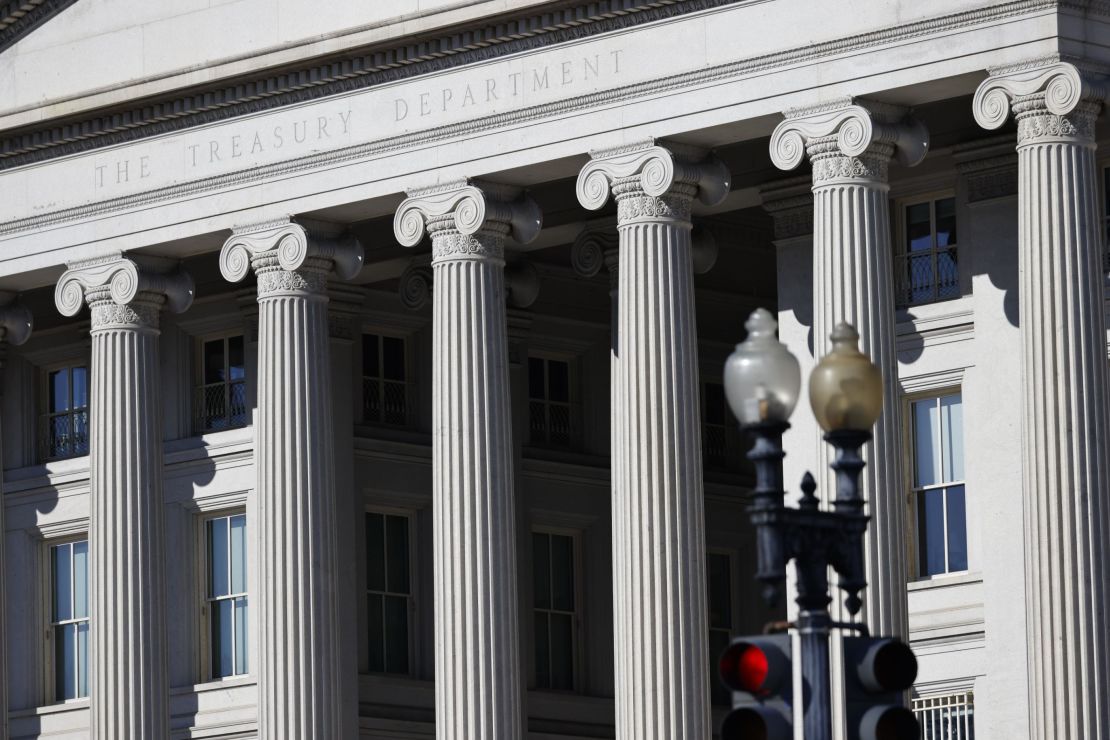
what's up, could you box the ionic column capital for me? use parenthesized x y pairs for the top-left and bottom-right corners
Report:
(770, 98), (929, 184)
(0, 292), (32, 346)
(399, 257), (434, 311)
(55, 253), (194, 330)
(394, 179), (542, 264)
(576, 140), (730, 224)
(571, 222), (619, 281)
(221, 218), (364, 298)
(973, 59), (1109, 145)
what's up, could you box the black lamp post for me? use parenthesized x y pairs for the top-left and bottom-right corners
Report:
(722, 309), (886, 740)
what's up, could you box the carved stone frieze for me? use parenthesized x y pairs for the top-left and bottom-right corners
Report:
(394, 180), (541, 266)
(55, 254), (194, 330)
(576, 141), (729, 224)
(769, 99), (928, 183)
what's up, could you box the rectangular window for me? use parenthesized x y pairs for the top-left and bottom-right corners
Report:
(912, 393), (967, 577)
(362, 333), (408, 425)
(914, 690), (975, 740)
(896, 196), (959, 307)
(533, 531), (577, 691)
(366, 511), (412, 674)
(195, 335), (247, 434)
(42, 364), (89, 461)
(528, 356), (574, 447)
(50, 540), (89, 701)
(206, 514), (248, 679)
(707, 551), (733, 706)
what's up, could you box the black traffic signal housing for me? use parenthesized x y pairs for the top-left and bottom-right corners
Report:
(717, 634), (793, 740)
(842, 637), (920, 740)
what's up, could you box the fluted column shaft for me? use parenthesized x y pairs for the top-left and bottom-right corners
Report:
(53, 256), (191, 740)
(1016, 95), (1110, 740)
(578, 143), (729, 740)
(809, 138), (908, 636)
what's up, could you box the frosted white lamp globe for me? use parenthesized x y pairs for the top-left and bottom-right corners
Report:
(723, 308), (802, 426)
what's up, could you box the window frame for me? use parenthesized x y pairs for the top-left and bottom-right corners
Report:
(906, 389), (968, 580)
(700, 379), (744, 472)
(359, 331), (412, 427)
(531, 525), (583, 693)
(526, 352), (579, 449)
(43, 534), (90, 705)
(893, 191), (960, 308)
(193, 330), (248, 436)
(197, 508), (249, 682)
(38, 358), (90, 462)
(362, 506), (418, 677)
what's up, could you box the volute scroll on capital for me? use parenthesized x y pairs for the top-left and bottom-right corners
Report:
(393, 180), (543, 260)
(219, 218), (365, 285)
(55, 254), (195, 327)
(973, 60), (1109, 137)
(769, 100), (929, 173)
(575, 142), (731, 215)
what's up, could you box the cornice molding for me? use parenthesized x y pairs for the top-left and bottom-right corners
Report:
(0, 0), (78, 55)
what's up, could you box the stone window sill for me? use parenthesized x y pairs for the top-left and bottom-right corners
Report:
(907, 571), (982, 592)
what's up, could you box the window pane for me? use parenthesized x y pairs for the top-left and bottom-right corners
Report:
(76, 621), (89, 698)
(707, 552), (732, 630)
(551, 535), (574, 613)
(362, 334), (380, 378)
(72, 367), (88, 409)
(230, 515), (247, 594)
(528, 357), (545, 399)
(533, 533), (551, 610)
(913, 399), (940, 488)
(382, 337), (405, 381)
(212, 599), (234, 678)
(946, 486), (968, 572)
(918, 489), (947, 577)
(73, 410), (89, 456)
(384, 595), (409, 674)
(73, 541), (88, 619)
(548, 360), (570, 403)
(50, 369), (70, 413)
(935, 197), (957, 247)
(940, 395), (965, 482)
(704, 383), (726, 425)
(385, 515), (409, 595)
(367, 593), (384, 672)
(905, 202), (932, 252)
(228, 336), (246, 380)
(55, 624), (75, 700)
(366, 513), (385, 592)
(549, 612), (574, 690)
(534, 611), (550, 689)
(234, 598), (249, 676)
(208, 518), (229, 598)
(53, 543), (72, 622)
(204, 339), (226, 384)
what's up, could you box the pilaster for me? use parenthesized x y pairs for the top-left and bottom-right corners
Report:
(576, 140), (729, 740)
(220, 218), (363, 740)
(54, 254), (193, 740)
(770, 100), (928, 642)
(0, 294), (31, 740)
(973, 58), (1110, 740)
(394, 180), (540, 740)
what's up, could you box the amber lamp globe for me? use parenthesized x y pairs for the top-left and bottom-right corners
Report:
(723, 308), (802, 426)
(808, 322), (883, 433)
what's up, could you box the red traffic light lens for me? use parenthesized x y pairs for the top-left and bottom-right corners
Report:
(720, 643), (770, 694)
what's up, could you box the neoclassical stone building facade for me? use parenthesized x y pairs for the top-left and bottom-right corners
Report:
(0, 2), (1108, 739)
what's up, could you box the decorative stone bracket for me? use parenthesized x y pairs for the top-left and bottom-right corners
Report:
(769, 98), (929, 174)
(55, 254), (194, 326)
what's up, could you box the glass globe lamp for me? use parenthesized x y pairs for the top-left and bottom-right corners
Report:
(723, 309), (801, 426)
(808, 322), (883, 433)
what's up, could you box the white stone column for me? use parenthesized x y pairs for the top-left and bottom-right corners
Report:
(55, 255), (193, 740)
(0, 296), (31, 740)
(576, 141), (729, 740)
(220, 220), (363, 740)
(974, 60), (1110, 740)
(394, 181), (540, 740)
(770, 101), (928, 637)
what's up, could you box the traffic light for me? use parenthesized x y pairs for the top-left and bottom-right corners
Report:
(842, 637), (920, 740)
(717, 634), (793, 740)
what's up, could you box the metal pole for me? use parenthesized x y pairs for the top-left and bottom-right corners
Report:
(798, 608), (832, 740)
